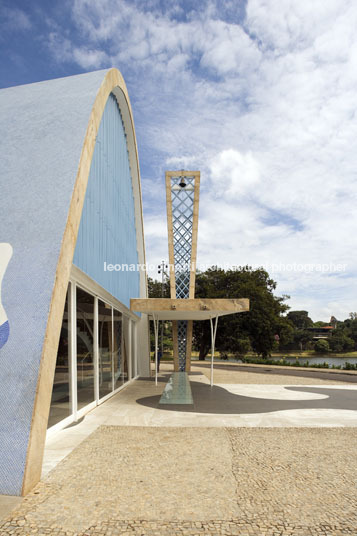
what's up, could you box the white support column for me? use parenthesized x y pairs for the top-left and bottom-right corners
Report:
(210, 315), (219, 387)
(94, 296), (99, 403)
(128, 318), (132, 381)
(70, 281), (77, 421)
(133, 322), (138, 377)
(153, 314), (159, 386)
(111, 307), (115, 391)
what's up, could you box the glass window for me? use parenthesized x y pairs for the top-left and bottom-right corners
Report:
(122, 318), (129, 384)
(48, 287), (71, 428)
(98, 300), (113, 398)
(49, 282), (137, 428)
(131, 321), (136, 378)
(113, 309), (124, 389)
(76, 286), (95, 409)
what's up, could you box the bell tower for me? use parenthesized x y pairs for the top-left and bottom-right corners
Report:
(165, 171), (200, 371)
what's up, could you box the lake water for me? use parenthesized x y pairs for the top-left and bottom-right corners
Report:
(281, 356), (357, 367)
(225, 356), (357, 368)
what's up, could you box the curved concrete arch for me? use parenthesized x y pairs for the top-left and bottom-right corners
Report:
(18, 69), (146, 494)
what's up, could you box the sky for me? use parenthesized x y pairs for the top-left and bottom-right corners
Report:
(1, 0), (357, 321)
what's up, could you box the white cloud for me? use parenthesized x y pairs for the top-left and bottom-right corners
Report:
(166, 154), (199, 169)
(47, 33), (74, 64)
(73, 47), (108, 69)
(47, 33), (109, 68)
(43, 0), (357, 320)
(200, 20), (261, 75)
(0, 7), (32, 31)
(209, 149), (260, 197)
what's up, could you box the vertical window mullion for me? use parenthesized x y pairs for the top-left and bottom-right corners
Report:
(111, 307), (114, 392)
(128, 318), (132, 381)
(134, 322), (138, 378)
(70, 281), (77, 421)
(94, 296), (99, 403)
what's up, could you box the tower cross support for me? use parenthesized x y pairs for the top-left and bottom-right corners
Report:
(165, 171), (200, 372)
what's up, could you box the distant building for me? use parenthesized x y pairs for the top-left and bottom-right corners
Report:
(307, 326), (334, 339)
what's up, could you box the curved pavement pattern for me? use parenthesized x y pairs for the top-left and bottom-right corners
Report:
(1, 366), (357, 535)
(137, 381), (357, 415)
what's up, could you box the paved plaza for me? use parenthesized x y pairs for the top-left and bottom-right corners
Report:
(1, 363), (356, 535)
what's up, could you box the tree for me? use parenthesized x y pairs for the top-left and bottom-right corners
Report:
(193, 266), (289, 358)
(147, 277), (171, 357)
(147, 277), (170, 298)
(314, 339), (329, 353)
(286, 310), (314, 351)
(275, 317), (295, 349)
(314, 321), (328, 327)
(287, 310), (313, 330)
(293, 329), (314, 352)
(329, 331), (355, 353)
(342, 315), (357, 348)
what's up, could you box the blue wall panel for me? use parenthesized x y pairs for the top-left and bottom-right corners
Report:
(0, 70), (110, 495)
(73, 93), (140, 308)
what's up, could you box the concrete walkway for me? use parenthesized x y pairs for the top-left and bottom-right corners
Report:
(1, 364), (356, 535)
(37, 368), (357, 478)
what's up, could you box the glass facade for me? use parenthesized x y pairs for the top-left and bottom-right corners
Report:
(132, 321), (136, 378)
(122, 319), (129, 385)
(113, 308), (123, 389)
(48, 282), (137, 429)
(98, 300), (113, 399)
(48, 288), (71, 428)
(76, 287), (95, 410)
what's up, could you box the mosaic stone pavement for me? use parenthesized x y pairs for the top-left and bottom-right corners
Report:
(1, 426), (357, 535)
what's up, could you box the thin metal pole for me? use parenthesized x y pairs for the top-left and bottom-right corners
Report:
(161, 262), (164, 363)
(158, 260), (168, 371)
(210, 315), (219, 387)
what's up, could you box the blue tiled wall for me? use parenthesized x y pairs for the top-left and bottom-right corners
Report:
(73, 94), (140, 308)
(0, 70), (141, 496)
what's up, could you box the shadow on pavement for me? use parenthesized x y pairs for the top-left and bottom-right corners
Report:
(136, 382), (357, 414)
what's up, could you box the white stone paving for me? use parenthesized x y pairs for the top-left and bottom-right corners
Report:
(42, 372), (357, 478)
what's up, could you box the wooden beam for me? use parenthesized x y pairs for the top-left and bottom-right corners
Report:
(165, 172), (176, 299)
(131, 298), (250, 313)
(187, 172), (200, 368)
(189, 172), (200, 299)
